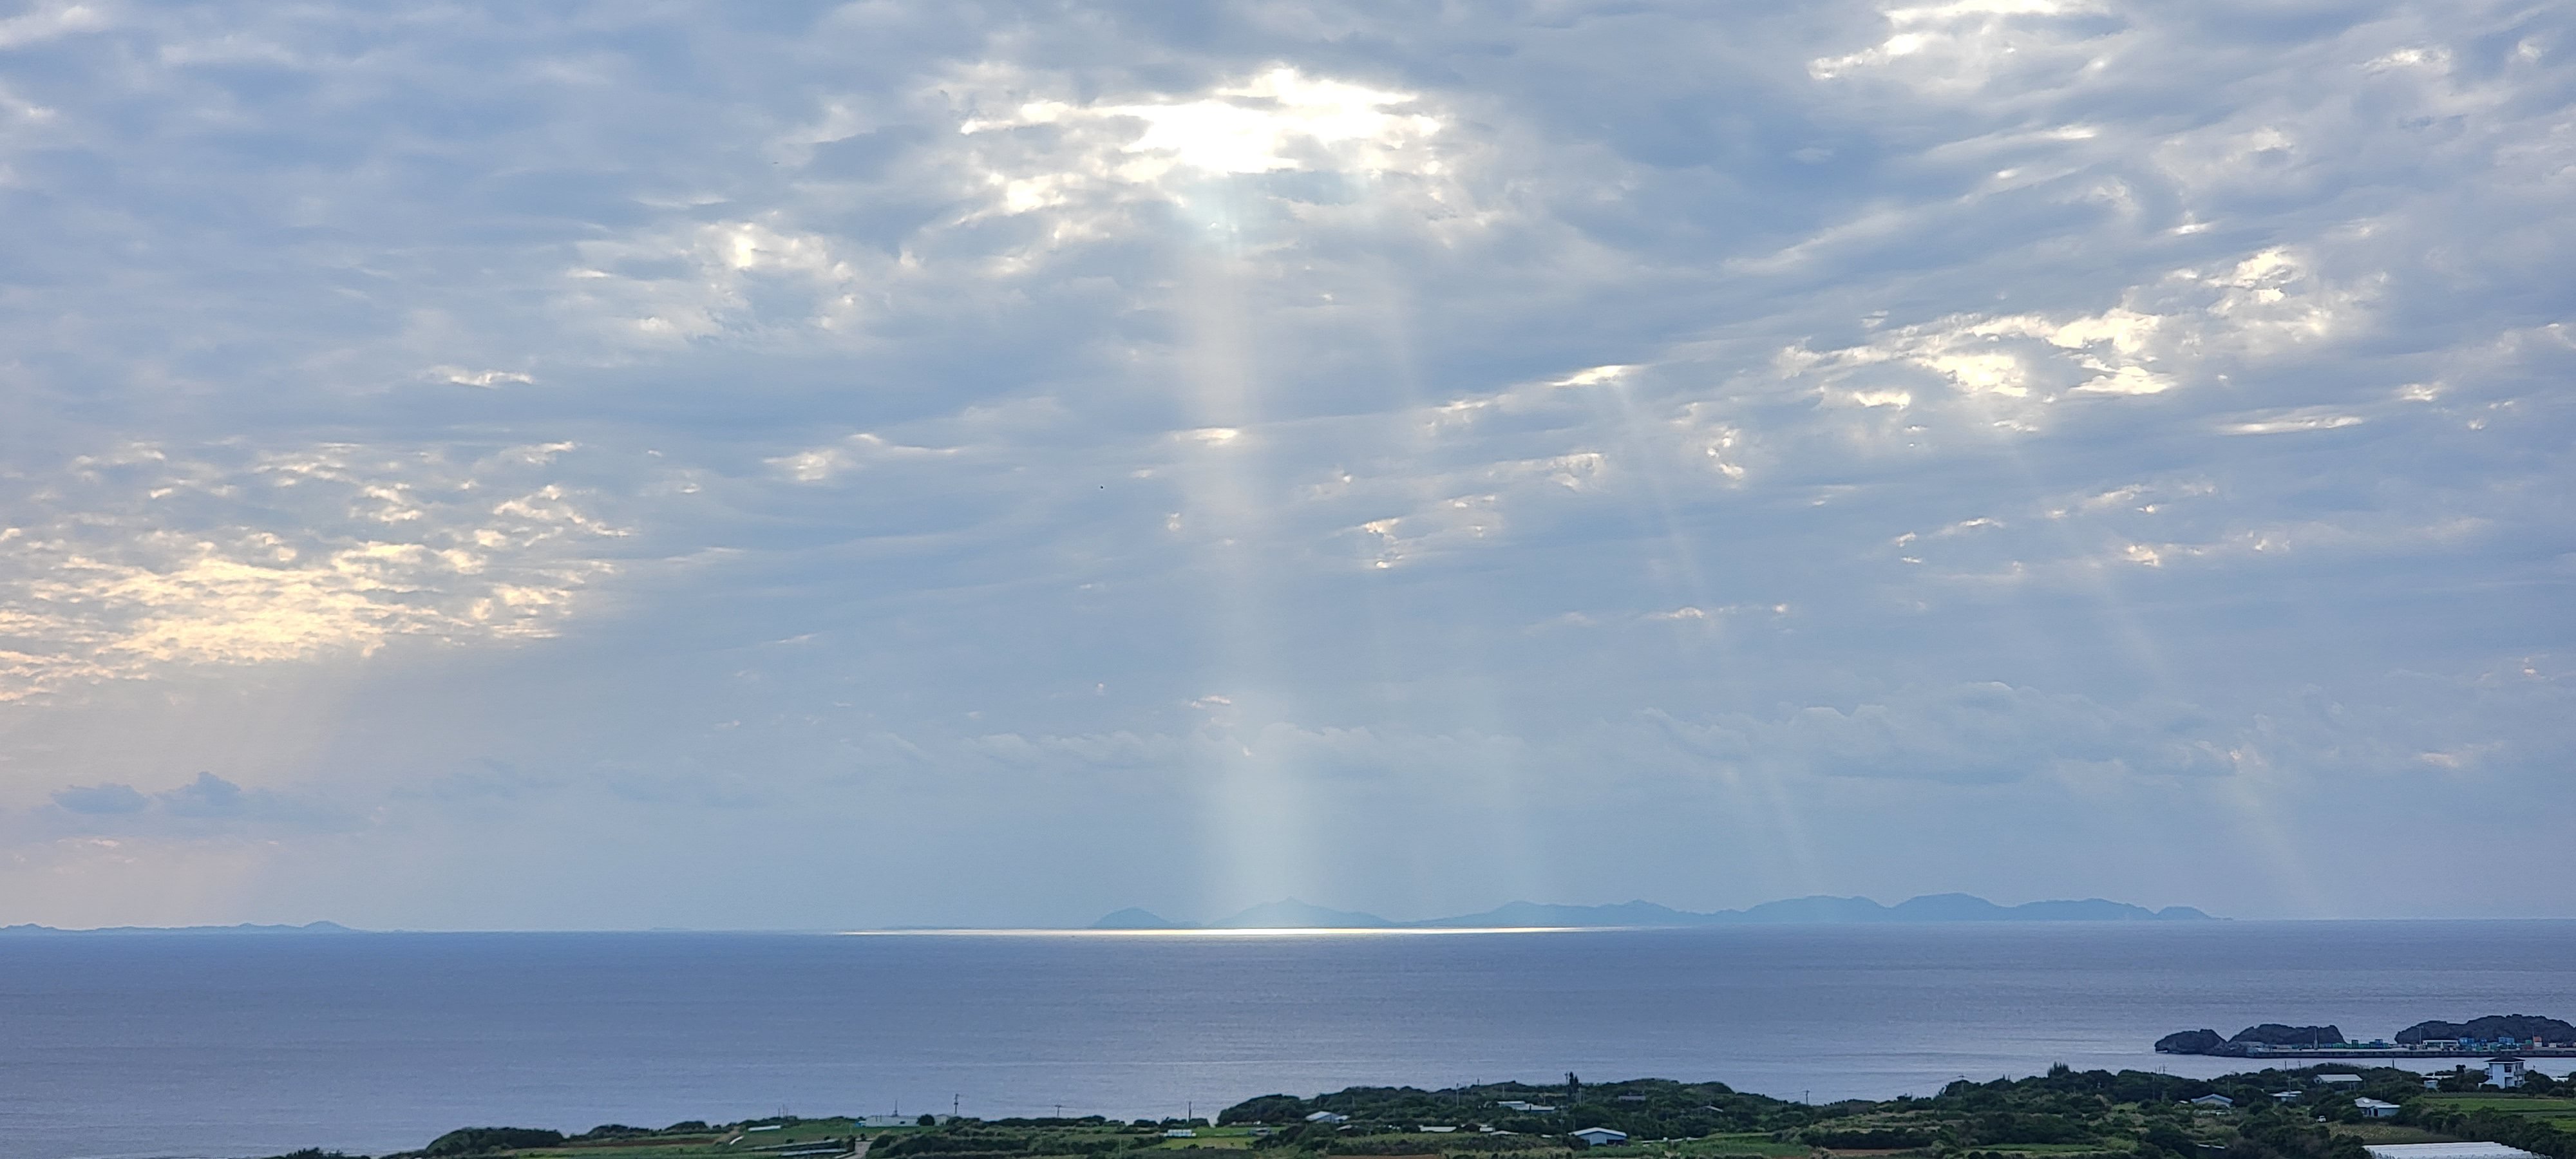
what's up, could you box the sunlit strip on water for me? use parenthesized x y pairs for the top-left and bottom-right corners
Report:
(831, 926), (1591, 938)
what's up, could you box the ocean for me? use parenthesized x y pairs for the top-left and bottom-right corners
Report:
(4, 920), (2571, 1159)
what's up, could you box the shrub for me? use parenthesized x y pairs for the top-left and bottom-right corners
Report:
(1803, 1129), (1938, 1149)
(421, 1127), (566, 1156)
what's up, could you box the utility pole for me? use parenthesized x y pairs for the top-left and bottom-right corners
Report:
(954, 1094), (961, 1120)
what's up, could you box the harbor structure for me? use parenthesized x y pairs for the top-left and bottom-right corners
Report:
(2224, 1036), (2576, 1060)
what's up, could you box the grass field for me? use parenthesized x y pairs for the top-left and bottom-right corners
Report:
(2414, 1095), (2576, 1131)
(1149, 1129), (1258, 1149)
(2417, 1097), (2576, 1112)
(1592, 1133), (1809, 1159)
(516, 1118), (871, 1158)
(2328, 1125), (2457, 1145)
(1964, 1145), (2128, 1156)
(491, 1121), (1296, 1159)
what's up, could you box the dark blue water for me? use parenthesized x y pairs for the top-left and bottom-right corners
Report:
(5, 921), (2572, 1159)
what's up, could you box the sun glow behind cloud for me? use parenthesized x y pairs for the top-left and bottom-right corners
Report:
(0, 444), (625, 702)
(963, 68), (1443, 184)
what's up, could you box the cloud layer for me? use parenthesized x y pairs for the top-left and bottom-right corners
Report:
(1, 0), (2571, 927)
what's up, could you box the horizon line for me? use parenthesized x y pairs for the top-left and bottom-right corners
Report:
(22, 916), (2576, 934)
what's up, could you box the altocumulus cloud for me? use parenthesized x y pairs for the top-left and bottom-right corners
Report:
(37, 772), (341, 832)
(0, 0), (2569, 928)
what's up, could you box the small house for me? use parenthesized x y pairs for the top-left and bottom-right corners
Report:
(1571, 1128), (1629, 1148)
(2189, 1094), (2235, 1109)
(2269, 1091), (2303, 1104)
(2317, 1075), (2364, 1087)
(2485, 1057), (2528, 1089)
(2354, 1099), (2401, 1120)
(1305, 1111), (1350, 1125)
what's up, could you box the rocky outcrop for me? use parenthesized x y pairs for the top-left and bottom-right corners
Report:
(2156, 1030), (2227, 1055)
(2154, 1024), (2343, 1055)
(2230, 1024), (2346, 1048)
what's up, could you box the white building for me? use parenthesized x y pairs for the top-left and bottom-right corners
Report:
(2354, 1098), (2402, 1119)
(1571, 1127), (1629, 1148)
(2363, 1145), (2540, 1159)
(2486, 1057), (2528, 1089)
(2317, 1075), (2365, 1087)
(2269, 1091), (2304, 1104)
(1305, 1111), (1349, 1125)
(1164, 1129), (1197, 1138)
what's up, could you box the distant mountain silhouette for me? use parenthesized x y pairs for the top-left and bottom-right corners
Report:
(1414, 900), (1704, 928)
(1088, 899), (1399, 930)
(0, 920), (359, 935)
(1095, 894), (2215, 930)
(1209, 899), (1396, 928)
(1088, 907), (1187, 930)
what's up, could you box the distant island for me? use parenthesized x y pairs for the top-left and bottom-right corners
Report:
(0, 920), (357, 936)
(2157, 1015), (2576, 1057)
(1092, 893), (2215, 930)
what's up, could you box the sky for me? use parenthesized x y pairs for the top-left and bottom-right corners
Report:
(0, 0), (2570, 930)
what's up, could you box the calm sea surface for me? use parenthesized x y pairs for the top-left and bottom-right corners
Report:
(4, 921), (2573, 1159)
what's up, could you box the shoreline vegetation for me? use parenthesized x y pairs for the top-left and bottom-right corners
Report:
(251, 1064), (2576, 1159)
